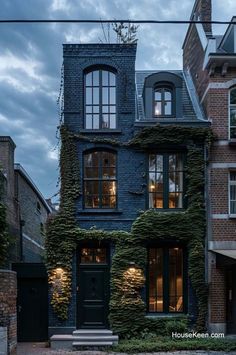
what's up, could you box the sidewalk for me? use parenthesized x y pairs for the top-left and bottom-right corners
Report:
(16, 343), (236, 355)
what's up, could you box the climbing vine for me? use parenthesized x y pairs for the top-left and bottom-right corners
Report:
(45, 123), (213, 335)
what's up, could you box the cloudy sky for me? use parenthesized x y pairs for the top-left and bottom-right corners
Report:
(0, 0), (234, 200)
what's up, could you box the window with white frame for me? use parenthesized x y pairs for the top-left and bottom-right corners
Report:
(229, 171), (236, 215)
(230, 87), (236, 139)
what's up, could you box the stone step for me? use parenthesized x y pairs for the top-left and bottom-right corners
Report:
(73, 329), (113, 336)
(73, 341), (113, 347)
(73, 335), (118, 342)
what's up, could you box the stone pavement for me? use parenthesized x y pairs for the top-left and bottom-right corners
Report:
(16, 343), (236, 355)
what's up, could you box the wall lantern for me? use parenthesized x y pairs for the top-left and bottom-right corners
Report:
(55, 267), (64, 280)
(128, 261), (136, 273)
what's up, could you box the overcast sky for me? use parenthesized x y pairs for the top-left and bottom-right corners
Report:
(0, 0), (234, 200)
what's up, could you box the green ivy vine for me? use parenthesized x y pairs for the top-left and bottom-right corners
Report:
(45, 123), (213, 335)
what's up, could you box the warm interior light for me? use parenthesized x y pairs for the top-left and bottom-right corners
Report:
(55, 268), (63, 279)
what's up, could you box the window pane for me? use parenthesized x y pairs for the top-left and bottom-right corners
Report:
(149, 155), (156, 171)
(102, 105), (109, 113)
(93, 88), (99, 105)
(95, 248), (107, 263)
(164, 101), (172, 115)
(149, 249), (163, 312)
(86, 106), (92, 113)
(81, 248), (93, 263)
(86, 73), (92, 86)
(154, 101), (161, 116)
(102, 87), (109, 104)
(169, 192), (177, 208)
(110, 72), (116, 86)
(85, 115), (92, 129)
(164, 90), (172, 101)
(85, 167), (99, 178)
(156, 155), (163, 171)
(230, 128), (236, 139)
(230, 108), (236, 126)
(230, 89), (236, 105)
(93, 115), (99, 129)
(110, 87), (116, 104)
(169, 248), (183, 312)
(110, 114), (116, 129)
(102, 71), (109, 86)
(102, 152), (116, 167)
(86, 88), (92, 104)
(93, 71), (99, 86)
(154, 193), (163, 208)
(110, 105), (116, 113)
(93, 105), (99, 113)
(155, 90), (161, 101)
(230, 172), (236, 181)
(102, 114), (109, 129)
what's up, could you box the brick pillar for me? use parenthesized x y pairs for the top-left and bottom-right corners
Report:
(209, 264), (226, 333)
(0, 270), (17, 354)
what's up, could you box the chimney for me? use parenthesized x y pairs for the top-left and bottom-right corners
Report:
(0, 136), (16, 204)
(191, 0), (212, 35)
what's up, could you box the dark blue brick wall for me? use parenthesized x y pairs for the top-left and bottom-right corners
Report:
(48, 43), (198, 334)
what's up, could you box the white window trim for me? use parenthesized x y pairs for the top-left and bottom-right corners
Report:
(229, 170), (236, 218)
(229, 87), (236, 140)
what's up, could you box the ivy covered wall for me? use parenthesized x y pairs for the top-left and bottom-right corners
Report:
(46, 123), (213, 336)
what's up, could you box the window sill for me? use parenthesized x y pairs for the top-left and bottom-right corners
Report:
(229, 139), (236, 146)
(80, 129), (122, 134)
(148, 208), (186, 212)
(79, 209), (123, 215)
(229, 214), (236, 219)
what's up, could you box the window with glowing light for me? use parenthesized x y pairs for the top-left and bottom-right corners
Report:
(148, 247), (185, 313)
(230, 87), (236, 139)
(85, 68), (116, 129)
(80, 248), (107, 264)
(154, 87), (173, 117)
(84, 150), (117, 209)
(149, 153), (185, 209)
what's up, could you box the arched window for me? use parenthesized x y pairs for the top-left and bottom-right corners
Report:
(154, 86), (173, 117)
(230, 87), (236, 139)
(85, 68), (116, 130)
(83, 150), (117, 209)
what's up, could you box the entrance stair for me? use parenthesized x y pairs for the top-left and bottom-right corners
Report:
(50, 329), (119, 350)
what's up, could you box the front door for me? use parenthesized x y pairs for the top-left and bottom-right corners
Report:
(226, 265), (236, 334)
(78, 247), (109, 328)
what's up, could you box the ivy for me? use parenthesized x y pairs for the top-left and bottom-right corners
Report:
(45, 123), (213, 335)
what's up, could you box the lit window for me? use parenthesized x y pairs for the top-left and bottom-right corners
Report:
(149, 153), (184, 209)
(230, 88), (236, 139)
(148, 247), (185, 313)
(229, 171), (236, 215)
(154, 87), (173, 117)
(84, 151), (117, 209)
(85, 69), (116, 129)
(80, 248), (107, 264)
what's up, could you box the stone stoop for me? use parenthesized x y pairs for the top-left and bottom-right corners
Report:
(50, 329), (119, 350)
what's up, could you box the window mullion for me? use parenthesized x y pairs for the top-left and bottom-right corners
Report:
(163, 154), (169, 209)
(99, 70), (102, 129)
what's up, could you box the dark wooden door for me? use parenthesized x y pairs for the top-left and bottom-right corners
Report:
(78, 265), (109, 328)
(17, 277), (48, 341)
(227, 266), (236, 334)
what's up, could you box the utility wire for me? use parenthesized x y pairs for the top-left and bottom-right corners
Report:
(0, 19), (234, 25)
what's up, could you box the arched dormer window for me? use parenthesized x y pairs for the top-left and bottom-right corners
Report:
(230, 87), (236, 139)
(154, 86), (173, 117)
(83, 150), (117, 209)
(143, 72), (182, 120)
(85, 67), (116, 130)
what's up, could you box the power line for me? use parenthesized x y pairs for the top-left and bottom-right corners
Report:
(0, 19), (234, 25)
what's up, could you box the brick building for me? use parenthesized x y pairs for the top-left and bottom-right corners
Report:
(0, 136), (51, 264)
(183, 0), (236, 335)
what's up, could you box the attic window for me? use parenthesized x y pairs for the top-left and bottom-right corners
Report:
(154, 87), (173, 117)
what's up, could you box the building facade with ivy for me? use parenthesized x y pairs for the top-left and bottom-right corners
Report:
(47, 42), (213, 340)
(183, 0), (236, 336)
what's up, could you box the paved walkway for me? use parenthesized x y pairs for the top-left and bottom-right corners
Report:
(16, 343), (236, 355)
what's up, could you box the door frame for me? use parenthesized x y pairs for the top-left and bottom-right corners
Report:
(76, 243), (110, 329)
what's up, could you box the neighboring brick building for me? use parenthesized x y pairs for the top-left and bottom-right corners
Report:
(0, 136), (51, 264)
(183, 0), (236, 334)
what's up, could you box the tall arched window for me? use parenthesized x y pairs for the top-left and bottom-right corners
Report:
(230, 87), (236, 139)
(83, 150), (117, 209)
(154, 86), (173, 117)
(85, 68), (116, 130)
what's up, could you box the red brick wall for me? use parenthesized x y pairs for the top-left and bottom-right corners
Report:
(0, 270), (17, 354)
(210, 265), (226, 323)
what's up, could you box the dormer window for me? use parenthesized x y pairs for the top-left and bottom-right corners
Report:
(154, 87), (173, 117)
(85, 67), (116, 130)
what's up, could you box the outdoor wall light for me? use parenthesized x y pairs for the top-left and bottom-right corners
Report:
(55, 267), (64, 279)
(128, 261), (136, 273)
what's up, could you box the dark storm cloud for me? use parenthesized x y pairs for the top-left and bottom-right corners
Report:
(0, 0), (234, 199)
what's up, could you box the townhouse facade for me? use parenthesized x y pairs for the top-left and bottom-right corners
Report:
(47, 0), (236, 348)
